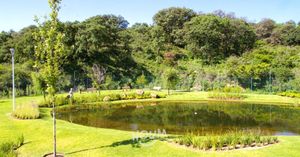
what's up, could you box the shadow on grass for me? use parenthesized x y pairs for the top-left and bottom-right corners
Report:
(0, 100), (7, 104)
(38, 108), (52, 119)
(65, 136), (175, 155)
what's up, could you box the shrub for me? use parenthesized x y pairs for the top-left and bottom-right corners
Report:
(208, 92), (246, 100)
(12, 104), (40, 119)
(38, 91), (167, 107)
(209, 84), (246, 100)
(278, 91), (300, 98)
(103, 96), (111, 102)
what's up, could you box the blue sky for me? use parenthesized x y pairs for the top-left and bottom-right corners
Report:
(1, 0), (300, 32)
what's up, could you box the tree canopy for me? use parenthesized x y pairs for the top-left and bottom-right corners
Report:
(0, 7), (300, 97)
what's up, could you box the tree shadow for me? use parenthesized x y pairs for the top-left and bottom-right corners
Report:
(65, 136), (175, 155)
(0, 100), (7, 104)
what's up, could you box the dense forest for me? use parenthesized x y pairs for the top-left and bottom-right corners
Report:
(0, 8), (300, 97)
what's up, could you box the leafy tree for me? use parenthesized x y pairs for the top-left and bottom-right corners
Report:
(184, 15), (255, 63)
(33, 0), (65, 155)
(0, 31), (13, 63)
(31, 72), (47, 97)
(153, 7), (196, 47)
(14, 26), (37, 63)
(136, 73), (148, 88)
(269, 21), (297, 45)
(255, 19), (276, 39)
(90, 64), (106, 94)
(164, 69), (179, 95)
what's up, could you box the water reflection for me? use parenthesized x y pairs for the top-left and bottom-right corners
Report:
(57, 101), (300, 135)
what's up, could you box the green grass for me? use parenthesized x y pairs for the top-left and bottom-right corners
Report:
(0, 91), (300, 156)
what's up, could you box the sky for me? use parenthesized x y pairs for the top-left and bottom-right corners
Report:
(1, 0), (300, 32)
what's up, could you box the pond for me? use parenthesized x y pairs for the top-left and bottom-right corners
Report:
(57, 101), (300, 135)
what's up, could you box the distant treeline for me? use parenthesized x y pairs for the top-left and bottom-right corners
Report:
(0, 8), (299, 97)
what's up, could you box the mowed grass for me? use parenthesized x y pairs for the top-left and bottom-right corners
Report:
(0, 91), (299, 157)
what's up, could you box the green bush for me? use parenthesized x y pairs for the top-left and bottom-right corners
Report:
(278, 91), (300, 98)
(12, 104), (39, 119)
(209, 85), (246, 100)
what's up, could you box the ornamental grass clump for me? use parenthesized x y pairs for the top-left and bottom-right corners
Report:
(12, 104), (40, 119)
(0, 135), (24, 156)
(174, 130), (279, 151)
(209, 84), (246, 100)
(39, 91), (167, 107)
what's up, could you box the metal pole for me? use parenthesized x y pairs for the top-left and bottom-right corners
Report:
(10, 48), (15, 111)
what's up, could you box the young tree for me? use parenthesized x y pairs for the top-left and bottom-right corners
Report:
(33, 0), (65, 156)
(165, 69), (179, 95)
(136, 73), (148, 89)
(91, 64), (106, 94)
(31, 72), (47, 98)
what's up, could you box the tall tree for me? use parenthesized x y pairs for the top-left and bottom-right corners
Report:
(255, 19), (276, 39)
(33, 0), (65, 155)
(184, 15), (255, 63)
(153, 7), (196, 47)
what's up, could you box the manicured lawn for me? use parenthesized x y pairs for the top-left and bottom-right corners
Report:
(0, 91), (299, 157)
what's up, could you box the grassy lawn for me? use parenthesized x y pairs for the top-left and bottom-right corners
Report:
(0, 91), (299, 157)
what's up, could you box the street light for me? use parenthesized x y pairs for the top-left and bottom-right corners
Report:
(10, 48), (16, 111)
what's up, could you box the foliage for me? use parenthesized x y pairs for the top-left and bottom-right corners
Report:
(278, 91), (300, 98)
(164, 69), (179, 94)
(33, 0), (65, 97)
(12, 104), (40, 119)
(175, 131), (279, 151)
(136, 74), (148, 88)
(0, 8), (300, 96)
(90, 64), (106, 92)
(31, 72), (47, 96)
(226, 45), (300, 91)
(153, 7), (196, 46)
(184, 14), (256, 63)
(39, 91), (167, 107)
(208, 85), (246, 100)
(0, 135), (24, 157)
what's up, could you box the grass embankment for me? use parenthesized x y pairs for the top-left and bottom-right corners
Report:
(40, 90), (300, 107)
(0, 91), (299, 156)
(39, 90), (167, 107)
(165, 91), (300, 105)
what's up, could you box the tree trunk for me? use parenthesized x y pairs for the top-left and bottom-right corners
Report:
(53, 100), (56, 157)
(43, 90), (46, 100)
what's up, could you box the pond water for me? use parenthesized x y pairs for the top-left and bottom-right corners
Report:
(57, 101), (300, 135)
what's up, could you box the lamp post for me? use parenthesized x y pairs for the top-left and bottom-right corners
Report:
(10, 48), (15, 111)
